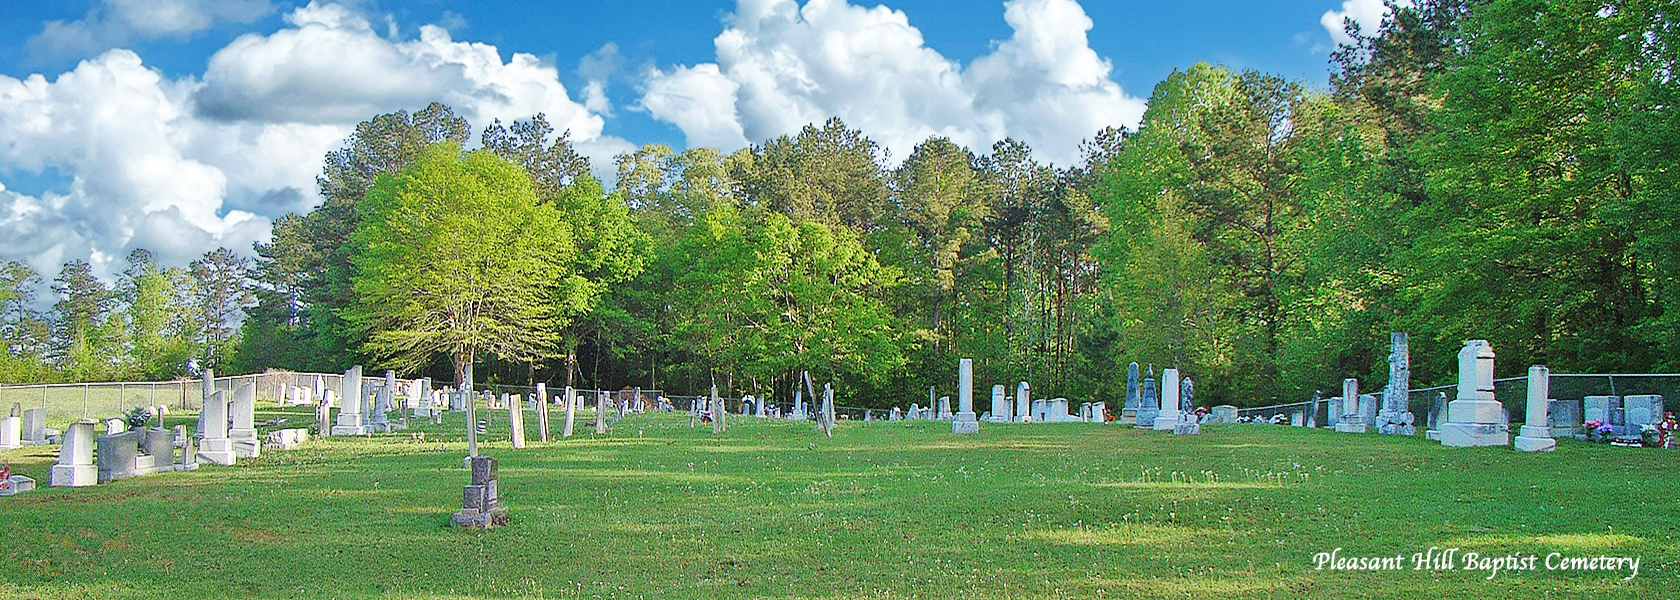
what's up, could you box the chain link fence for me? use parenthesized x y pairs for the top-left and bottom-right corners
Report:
(1234, 373), (1680, 428)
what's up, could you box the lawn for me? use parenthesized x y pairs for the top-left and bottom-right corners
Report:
(0, 405), (1673, 599)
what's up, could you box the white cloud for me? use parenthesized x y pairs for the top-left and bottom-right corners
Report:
(0, 50), (267, 279)
(197, 1), (608, 144)
(1320, 0), (1404, 47)
(637, 0), (1145, 166)
(28, 0), (275, 60)
(0, 2), (626, 281)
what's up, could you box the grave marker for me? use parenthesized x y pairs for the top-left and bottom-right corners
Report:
(1514, 365), (1557, 452)
(1439, 340), (1509, 447)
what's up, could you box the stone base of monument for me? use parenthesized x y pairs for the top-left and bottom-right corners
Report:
(230, 428), (260, 458)
(1173, 420), (1200, 435)
(1152, 411), (1180, 431)
(951, 415), (979, 435)
(50, 464), (95, 487)
(1119, 408), (1137, 426)
(1513, 425), (1556, 452)
(1424, 429), (1441, 441)
(198, 438), (238, 466)
(330, 424), (368, 436)
(1439, 422), (1510, 447)
(1335, 421), (1368, 434)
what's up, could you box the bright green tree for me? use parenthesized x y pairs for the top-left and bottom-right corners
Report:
(346, 142), (577, 388)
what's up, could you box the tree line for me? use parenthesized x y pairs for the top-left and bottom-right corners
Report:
(2, 0), (1673, 407)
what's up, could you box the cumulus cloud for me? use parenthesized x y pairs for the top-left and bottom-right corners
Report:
(637, 0), (1144, 166)
(0, 2), (625, 282)
(0, 50), (268, 279)
(1320, 0), (1406, 47)
(28, 0), (275, 60)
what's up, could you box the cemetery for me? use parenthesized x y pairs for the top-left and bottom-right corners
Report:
(0, 1), (1674, 596)
(0, 335), (1674, 599)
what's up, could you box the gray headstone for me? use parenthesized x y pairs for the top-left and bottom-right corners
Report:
(1135, 374), (1158, 427)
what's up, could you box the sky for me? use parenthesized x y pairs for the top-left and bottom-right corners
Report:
(0, 0), (1395, 286)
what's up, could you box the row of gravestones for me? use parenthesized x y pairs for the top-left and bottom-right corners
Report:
(1249, 336), (1667, 452)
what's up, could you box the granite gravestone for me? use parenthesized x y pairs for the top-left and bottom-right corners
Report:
(952, 358), (979, 434)
(1513, 365), (1557, 452)
(1122, 362), (1140, 425)
(50, 420), (97, 486)
(452, 456), (509, 528)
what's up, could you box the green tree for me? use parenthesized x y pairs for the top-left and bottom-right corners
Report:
(191, 248), (254, 369)
(345, 142), (577, 389)
(117, 250), (195, 379)
(0, 260), (50, 383)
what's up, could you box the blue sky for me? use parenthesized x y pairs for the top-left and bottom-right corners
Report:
(0, 0), (1387, 279)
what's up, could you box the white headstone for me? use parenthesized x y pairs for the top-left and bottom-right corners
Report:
(1153, 369), (1182, 430)
(1439, 340), (1509, 447)
(50, 420), (97, 486)
(332, 365), (368, 435)
(229, 383), (260, 458)
(1514, 365), (1556, 452)
(197, 391), (237, 465)
(1015, 382), (1031, 423)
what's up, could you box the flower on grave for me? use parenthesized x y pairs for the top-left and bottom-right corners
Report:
(125, 406), (154, 430)
(1595, 424), (1615, 435)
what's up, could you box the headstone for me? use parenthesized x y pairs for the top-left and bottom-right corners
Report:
(1358, 394), (1378, 428)
(562, 386), (577, 438)
(1121, 362), (1140, 425)
(1583, 395), (1619, 426)
(134, 428), (173, 475)
(509, 394), (527, 449)
(1377, 332), (1416, 435)
(1290, 412), (1304, 427)
(21, 408), (45, 444)
(1180, 377), (1194, 414)
(1153, 369), (1181, 431)
(198, 391), (237, 465)
(1439, 340), (1510, 447)
(1015, 382), (1031, 423)
(1029, 399), (1047, 422)
(821, 385), (836, 437)
(0, 413), (18, 449)
(952, 358), (979, 434)
(1135, 372), (1158, 428)
(1514, 365), (1557, 452)
(1548, 399), (1581, 438)
(0, 473), (36, 496)
(1424, 392), (1448, 440)
(1308, 390), (1321, 428)
(50, 420), (97, 486)
(1623, 395), (1665, 432)
(908, 403), (921, 420)
(315, 397), (332, 438)
(937, 396), (952, 421)
(104, 418), (126, 435)
(1211, 405), (1238, 423)
(201, 367), (215, 409)
(989, 384), (1010, 423)
(1335, 379), (1367, 433)
(332, 366), (368, 435)
(1327, 394), (1342, 428)
(229, 383), (260, 458)
(890, 406), (903, 421)
(96, 430), (143, 483)
(174, 424), (198, 471)
(452, 456), (509, 528)
(597, 391), (610, 435)
(266, 428), (309, 451)
(534, 383), (550, 442)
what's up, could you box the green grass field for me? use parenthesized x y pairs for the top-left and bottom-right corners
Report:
(0, 405), (1674, 599)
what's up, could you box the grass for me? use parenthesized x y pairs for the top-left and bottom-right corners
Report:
(0, 404), (1674, 599)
